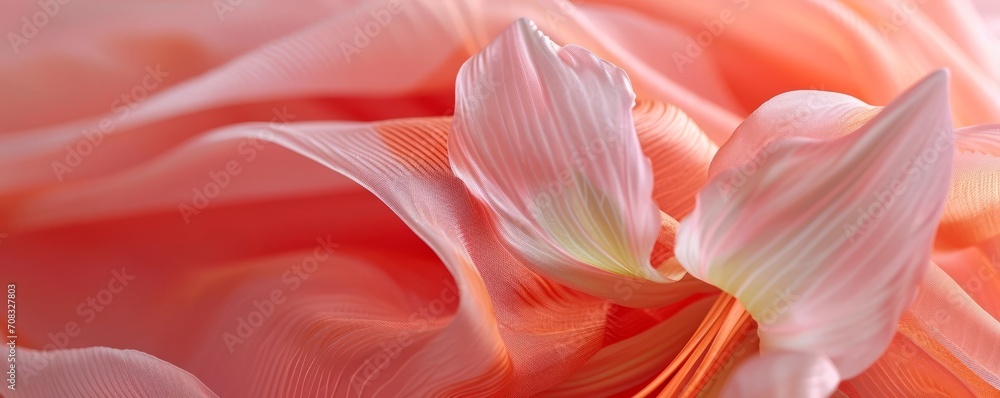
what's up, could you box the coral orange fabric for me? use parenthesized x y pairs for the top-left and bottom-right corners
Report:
(1, 1), (998, 397)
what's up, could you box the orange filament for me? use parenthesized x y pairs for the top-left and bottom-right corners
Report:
(633, 294), (756, 398)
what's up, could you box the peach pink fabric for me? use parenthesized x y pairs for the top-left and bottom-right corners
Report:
(1, 1), (999, 397)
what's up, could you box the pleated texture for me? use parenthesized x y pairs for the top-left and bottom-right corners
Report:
(676, 71), (955, 379)
(0, 106), (714, 396)
(449, 18), (684, 300)
(7, 347), (218, 398)
(1, 1), (1000, 396)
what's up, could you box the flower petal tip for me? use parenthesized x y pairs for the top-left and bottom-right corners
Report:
(677, 68), (956, 379)
(449, 18), (666, 300)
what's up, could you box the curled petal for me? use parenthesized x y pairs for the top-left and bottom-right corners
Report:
(677, 70), (954, 378)
(707, 90), (878, 181)
(450, 19), (672, 297)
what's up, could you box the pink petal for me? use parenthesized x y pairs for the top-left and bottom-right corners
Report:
(449, 18), (679, 299)
(676, 70), (954, 378)
(719, 351), (839, 398)
(707, 89), (879, 181)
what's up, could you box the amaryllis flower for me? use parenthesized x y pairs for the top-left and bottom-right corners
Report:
(2, 1), (1000, 398)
